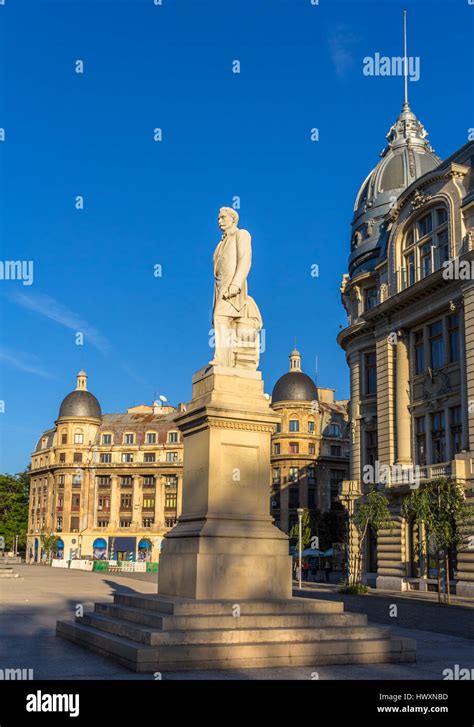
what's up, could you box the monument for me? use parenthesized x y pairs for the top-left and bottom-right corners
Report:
(57, 209), (416, 671)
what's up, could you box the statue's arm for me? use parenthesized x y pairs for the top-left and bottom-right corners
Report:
(231, 229), (252, 290)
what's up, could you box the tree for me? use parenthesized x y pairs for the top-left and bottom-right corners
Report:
(350, 486), (395, 586)
(39, 530), (60, 564)
(0, 471), (30, 553)
(289, 510), (313, 549)
(402, 477), (474, 604)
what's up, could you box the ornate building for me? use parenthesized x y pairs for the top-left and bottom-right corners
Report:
(338, 96), (474, 595)
(270, 349), (350, 534)
(27, 372), (184, 564)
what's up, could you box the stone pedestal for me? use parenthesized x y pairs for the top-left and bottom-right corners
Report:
(157, 364), (292, 600)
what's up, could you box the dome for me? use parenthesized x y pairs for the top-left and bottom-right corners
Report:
(272, 372), (318, 404)
(349, 103), (440, 278)
(272, 349), (318, 404)
(57, 371), (101, 419)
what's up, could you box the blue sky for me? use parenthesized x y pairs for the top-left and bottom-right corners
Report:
(1, 0), (472, 472)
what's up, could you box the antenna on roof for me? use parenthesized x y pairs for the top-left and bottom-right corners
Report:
(403, 8), (409, 109)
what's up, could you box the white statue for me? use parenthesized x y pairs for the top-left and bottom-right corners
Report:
(210, 207), (262, 369)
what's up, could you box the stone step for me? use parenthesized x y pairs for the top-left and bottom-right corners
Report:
(113, 594), (344, 616)
(96, 602), (367, 631)
(81, 611), (390, 646)
(0, 571), (18, 578)
(56, 619), (416, 673)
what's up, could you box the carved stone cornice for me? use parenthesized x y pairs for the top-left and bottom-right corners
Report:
(208, 420), (275, 433)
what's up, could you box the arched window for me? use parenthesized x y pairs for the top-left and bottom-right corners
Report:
(402, 206), (449, 288)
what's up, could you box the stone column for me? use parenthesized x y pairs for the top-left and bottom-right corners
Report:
(376, 333), (396, 468)
(395, 334), (412, 465)
(158, 365), (291, 600)
(109, 476), (119, 529)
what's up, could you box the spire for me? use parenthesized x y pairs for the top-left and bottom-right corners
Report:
(403, 8), (409, 111)
(289, 348), (301, 372)
(76, 371), (88, 391)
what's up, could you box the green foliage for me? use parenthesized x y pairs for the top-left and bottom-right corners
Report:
(354, 487), (395, 540)
(289, 509), (346, 551)
(338, 581), (368, 595)
(39, 530), (60, 561)
(289, 510), (313, 549)
(402, 477), (474, 553)
(0, 471), (30, 551)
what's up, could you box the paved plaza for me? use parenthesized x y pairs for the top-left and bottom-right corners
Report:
(1, 565), (473, 680)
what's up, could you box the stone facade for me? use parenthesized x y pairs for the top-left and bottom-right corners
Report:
(27, 372), (184, 564)
(338, 101), (474, 595)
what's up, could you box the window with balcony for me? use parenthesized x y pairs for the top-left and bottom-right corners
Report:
(431, 411), (446, 464)
(450, 406), (462, 456)
(448, 313), (460, 364)
(429, 321), (444, 370)
(415, 416), (426, 466)
(414, 329), (425, 374)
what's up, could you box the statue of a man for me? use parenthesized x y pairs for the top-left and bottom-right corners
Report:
(210, 207), (262, 368)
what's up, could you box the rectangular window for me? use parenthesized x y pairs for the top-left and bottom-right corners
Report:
(142, 517), (154, 528)
(124, 433), (134, 444)
(289, 442), (299, 454)
(365, 352), (377, 395)
(365, 287), (377, 311)
(308, 420), (315, 433)
(122, 453), (134, 463)
(144, 453), (156, 463)
(98, 497), (110, 511)
(431, 411), (446, 464)
(143, 475), (155, 486)
(289, 420), (299, 432)
(330, 445), (342, 457)
(100, 453), (112, 463)
(365, 430), (378, 468)
(450, 406), (462, 456)
(418, 212), (433, 237)
(143, 497), (155, 510)
(437, 208), (448, 226)
(309, 444), (315, 455)
(166, 475), (177, 487)
(414, 330), (425, 375)
(272, 467), (281, 484)
(307, 467), (316, 484)
(97, 475), (111, 487)
(146, 433), (157, 444)
(120, 476), (133, 486)
(447, 313), (460, 364)
(420, 242), (432, 278)
(73, 452), (82, 463)
(437, 229), (450, 268)
(405, 252), (415, 286)
(74, 433), (84, 444)
(59, 453), (66, 463)
(70, 516), (80, 531)
(58, 475), (65, 486)
(71, 494), (80, 510)
(289, 467), (299, 483)
(166, 451), (178, 462)
(119, 520), (131, 528)
(274, 443), (280, 455)
(415, 416), (426, 466)
(429, 321), (444, 369)
(275, 423), (281, 433)
(165, 491), (177, 509)
(168, 432), (178, 443)
(101, 434), (112, 445)
(97, 519), (109, 528)
(330, 470), (344, 502)
(329, 423), (341, 437)
(120, 495), (132, 509)
(61, 433), (67, 444)
(56, 516), (63, 531)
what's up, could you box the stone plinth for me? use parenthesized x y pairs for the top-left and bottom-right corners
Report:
(157, 364), (292, 600)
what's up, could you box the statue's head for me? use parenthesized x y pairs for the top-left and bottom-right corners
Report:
(218, 207), (239, 233)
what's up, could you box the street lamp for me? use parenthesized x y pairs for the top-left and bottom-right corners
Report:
(297, 507), (304, 590)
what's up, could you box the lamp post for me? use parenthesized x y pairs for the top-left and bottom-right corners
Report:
(297, 507), (304, 590)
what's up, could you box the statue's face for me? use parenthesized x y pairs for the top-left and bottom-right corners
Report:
(218, 210), (235, 232)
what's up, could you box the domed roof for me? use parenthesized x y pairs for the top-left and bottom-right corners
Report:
(272, 349), (318, 404)
(57, 371), (101, 420)
(272, 372), (318, 404)
(349, 103), (440, 278)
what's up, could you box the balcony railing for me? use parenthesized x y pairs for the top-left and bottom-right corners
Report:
(418, 462), (452, 480)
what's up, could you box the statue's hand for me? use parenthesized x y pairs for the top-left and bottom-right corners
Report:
(223, 284), (240, 300)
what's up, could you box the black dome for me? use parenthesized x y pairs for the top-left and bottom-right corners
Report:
(272, 372), (318, 404)
(58, 390), (102, 419)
